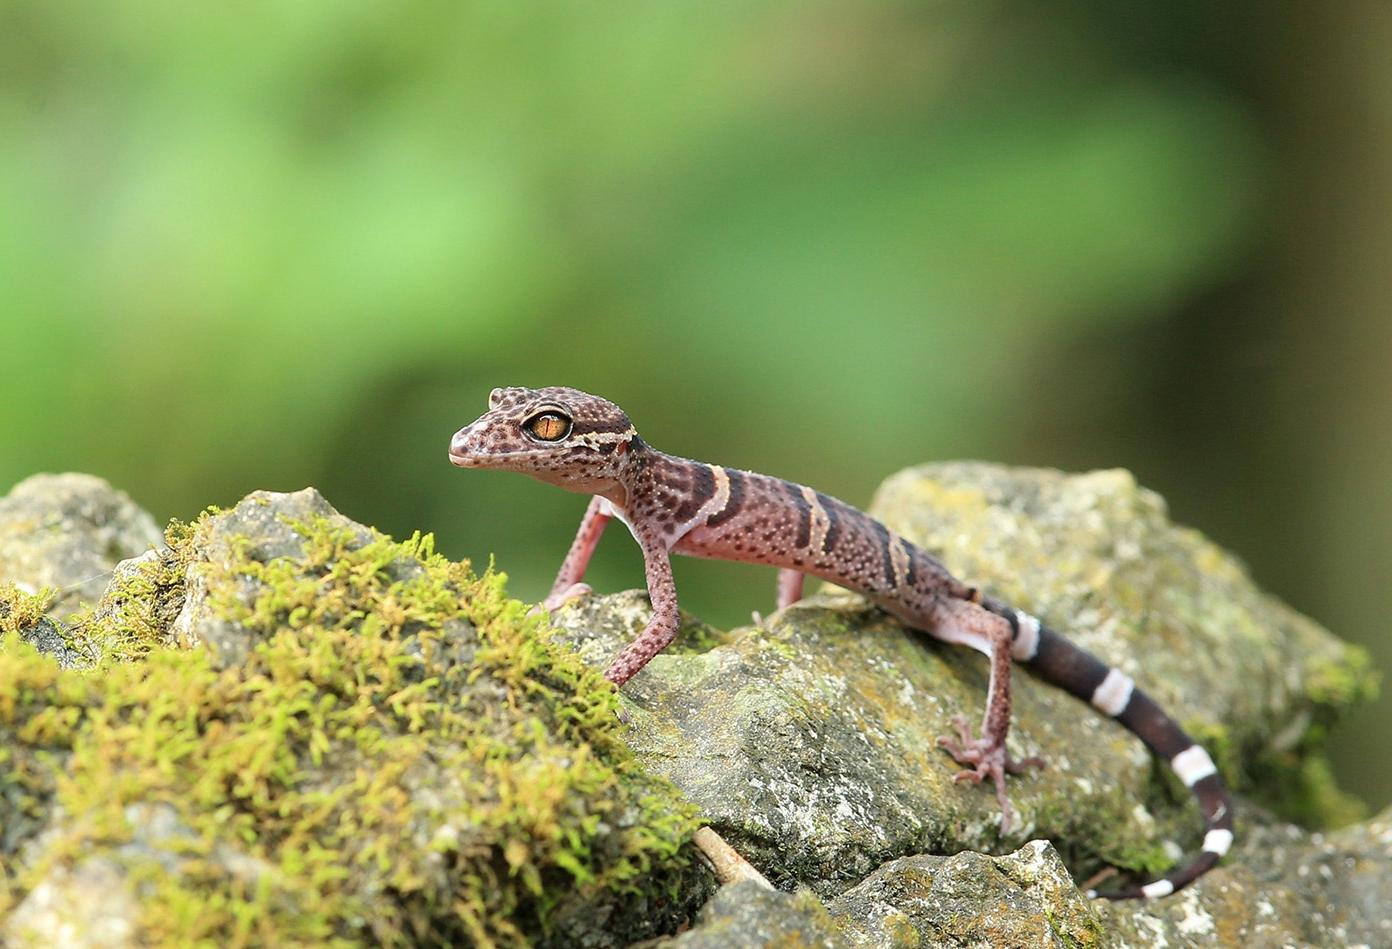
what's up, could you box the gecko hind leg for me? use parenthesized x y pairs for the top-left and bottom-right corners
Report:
(924, 597), (1045, 834)
(937, 714), (1045, 833)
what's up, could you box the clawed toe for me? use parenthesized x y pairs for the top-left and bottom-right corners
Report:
(936, 716), (1045, 834)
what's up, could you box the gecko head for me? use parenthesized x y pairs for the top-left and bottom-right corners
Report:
(449, 386), (640, 494)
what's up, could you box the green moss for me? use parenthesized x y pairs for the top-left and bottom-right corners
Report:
(0, 634), (72, 916)
(1284, 754), (1368, 829)
(1, 514), (702, 947)
(0, 584), (56, 635)
(78, 511), (220, 664)
(1305, 646), (1379, 710)
(1238, 645), (1379, 830)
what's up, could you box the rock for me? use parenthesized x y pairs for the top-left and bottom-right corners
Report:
(870, 463), (1375, 829)
(0, 487), (709, 948)
(826, 840), (1104, 949)
(0, 584), (88, 668)
(167, 486), (377, 667)
(3, 858), (138, 949)
(1, 466), (1380, 949)
(660, 880), (848, 949)
(10, 614), (86, 668)
(546, 463), (1380, 946)
(1095, 803), (1392, 949)
(0, 474), (164, 622)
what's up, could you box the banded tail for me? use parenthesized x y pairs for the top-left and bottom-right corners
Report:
(993, 598), (1234, 898)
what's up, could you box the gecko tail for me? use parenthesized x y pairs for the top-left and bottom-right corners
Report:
(987, 598), (1235, 900)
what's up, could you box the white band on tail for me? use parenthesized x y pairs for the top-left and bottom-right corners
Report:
(1141, 879), (1176, 899)
(1012, 610), (1041, 660)
(1170, 745), (1218, 788)
(1089, 668), (1135, 717)
(1202, 828), (1233, 856)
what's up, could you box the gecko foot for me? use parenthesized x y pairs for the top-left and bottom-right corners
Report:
(530, 582), (594, 616)
(937, 714), (1045, 834)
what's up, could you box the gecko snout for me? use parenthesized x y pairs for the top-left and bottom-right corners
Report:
(448, 427), (479, 466)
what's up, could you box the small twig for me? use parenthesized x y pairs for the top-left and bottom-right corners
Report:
(691, 826), (773, 890)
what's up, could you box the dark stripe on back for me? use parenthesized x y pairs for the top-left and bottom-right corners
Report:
(1026, 629), (1111, 700)
(903, 547), (918, 589)
(672, 464), (717, 522)
(788, 481), (812, 549)
(706, 467), (746, 526)
(816, 492), (843, 551)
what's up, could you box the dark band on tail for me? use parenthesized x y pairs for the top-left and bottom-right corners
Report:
(1007, 607), (1234, 899)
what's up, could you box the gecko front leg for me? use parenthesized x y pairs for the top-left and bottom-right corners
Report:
(603, 529), (681, 687)
(542, 495), (612, 611)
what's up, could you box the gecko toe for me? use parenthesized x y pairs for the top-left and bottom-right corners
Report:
(540, 582), (594, 612)
(938, 719), (1040, 834)
(1007, 754), (1046, 774)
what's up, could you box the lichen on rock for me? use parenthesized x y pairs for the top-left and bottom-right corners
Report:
(826, 840), (1105, 949)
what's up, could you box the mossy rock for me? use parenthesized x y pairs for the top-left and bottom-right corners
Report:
(0, 488), (708, 949)
(870, 462), (1377, 829)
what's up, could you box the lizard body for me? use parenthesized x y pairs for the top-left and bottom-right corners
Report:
(449, 385), (1234, 899)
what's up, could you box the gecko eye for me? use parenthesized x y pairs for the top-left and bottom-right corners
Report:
(525, 410), (572, 442)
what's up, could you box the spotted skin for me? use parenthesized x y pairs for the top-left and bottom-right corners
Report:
(449, 386), (1234, 900)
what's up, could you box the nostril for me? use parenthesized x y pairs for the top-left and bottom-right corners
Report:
(449, 429), (472, 457)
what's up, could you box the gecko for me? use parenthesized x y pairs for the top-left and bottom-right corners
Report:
(448, 385), (1234, 899)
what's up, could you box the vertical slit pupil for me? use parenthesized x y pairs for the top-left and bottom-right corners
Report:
(530, 413), (571, 440)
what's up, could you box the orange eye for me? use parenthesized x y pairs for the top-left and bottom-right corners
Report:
(526, 411), (572, 442)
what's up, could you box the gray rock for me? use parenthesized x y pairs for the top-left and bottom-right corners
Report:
(0, 474), (164, 622)
(826, 840), (1104, 949)
(10, 613), (87, 668)
(869, 463), (1372, 829)
(5, 802), (274, 949)
(1095, 804), (1392, 949)
(661, 880), (848, 949)
(3, 857), (138, 949)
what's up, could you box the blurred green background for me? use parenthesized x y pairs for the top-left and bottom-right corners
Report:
(2, 2), (1388, 812)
